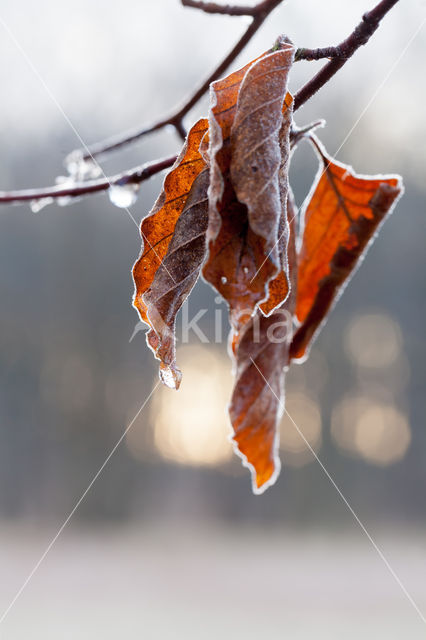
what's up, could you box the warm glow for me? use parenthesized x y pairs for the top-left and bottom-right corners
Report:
(354, 405), (411, 465)
(344, 313), (402, 369)
(146, 346), (233, 467)
(280, 392), (322, 467)
(331, 394), (411, 466)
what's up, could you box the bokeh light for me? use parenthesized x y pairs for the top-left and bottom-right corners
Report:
(127, 345), (233, 467)
(344, 312), (403, 369)
(331, 394), (411, 466)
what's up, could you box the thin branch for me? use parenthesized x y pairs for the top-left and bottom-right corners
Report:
(0, 155), (177, 206)
(294, 0), (400, 110)
(74, 0), (284, 163)
(181, 0), (278, 16)
(1, 124), (305, 206)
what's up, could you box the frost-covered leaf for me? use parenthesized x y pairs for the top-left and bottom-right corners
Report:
(290, 137), (403, 361)
(132, 119), (208, 387)
(143, 169), (209, 389)
(229, 193), (298, 493)
(203, 42), (294, 329)
(259, 92), (293, 317)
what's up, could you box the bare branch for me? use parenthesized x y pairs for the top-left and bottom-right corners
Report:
(294, 0), (400, 111)
(181, 0), (281, 16)
(181, 0), (259, 16)
(72, 0), (284, 163)
(0, 155), (177, 206)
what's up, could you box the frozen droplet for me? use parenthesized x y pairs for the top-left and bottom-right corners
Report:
(243, 266), (249, 275)
(64, 151), (102, 181)
(57, 196), (73, 207)
(55, 175), (75, 207)
(221, 276), (227, 285)
(64, 151), (83, 177)
(30, 197), (54, 213)
(159, 363), (182, 390)
(108, 182), (140, 208)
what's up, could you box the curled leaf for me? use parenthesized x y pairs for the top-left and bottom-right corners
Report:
(143, 169), (209, 388)
(259, 92), (293, 317)
(229, 193), (298, 493)
(133, 119), (208, 321)
(290, 136), (403, 361)
(132, 119), (208, 387)
(203, 43), (294, 329)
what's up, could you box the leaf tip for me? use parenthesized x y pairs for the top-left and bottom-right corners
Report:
(159, 362), (182, 390)
(251, 458), (281, 495)
(230, 431), (281, 495)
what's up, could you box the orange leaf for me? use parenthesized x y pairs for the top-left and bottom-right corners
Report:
(133, 118), (208, 321)
(143, 169), (209, 389)
(290, 137), (403, 361)
(229, 193), (298, 493)
(203, 43), (294, 329)
(132, 119), (208, 387)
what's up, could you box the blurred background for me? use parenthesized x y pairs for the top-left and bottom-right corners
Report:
(0, 0), (425, 637)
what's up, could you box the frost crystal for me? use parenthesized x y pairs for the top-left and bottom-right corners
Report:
(55, 175), (76, 207)
(64, 151), (102, 181)
(30, 198), (54, 213)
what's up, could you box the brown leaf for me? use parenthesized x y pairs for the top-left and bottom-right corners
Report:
(259, 95), (293, 317)
(133, 118), (208, 320)
(203, 43), (294, 329)
(290, 136), (403, 361)
(142, 169), (209, 389)
(229, 192), (298, 493)
(132, 119), (208, 386)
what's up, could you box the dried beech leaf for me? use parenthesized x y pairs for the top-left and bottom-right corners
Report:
(133, 118), (208, 321)
(143, 169), (209, 389)
(203, 43), (294, 329)
(259, 93), (293, 316)
(290, 137), (403, 361)
(229, 193), (298, 493)
(132, 119), (208, 386)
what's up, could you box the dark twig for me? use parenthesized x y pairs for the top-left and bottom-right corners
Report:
(181, 0), (279, 16)
(0, 123), (309, 207)
(74, 0), (284, 163)
(294, 0), (400, 110)
(0, 155), (177, 206)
